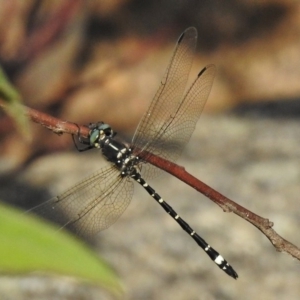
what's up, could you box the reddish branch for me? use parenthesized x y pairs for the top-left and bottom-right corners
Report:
(3, 103), (300, 261)
(146, 154), (300, 259)
(24, 106), (90, 136)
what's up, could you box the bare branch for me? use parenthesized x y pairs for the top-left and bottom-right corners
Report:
(24, 106), (90, 137)
(145, 153), (300, 260)
(2, 102), (300, 261)
(0, 99), (89, 136)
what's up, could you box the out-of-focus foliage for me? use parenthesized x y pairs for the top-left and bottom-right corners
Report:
(0, 201), (123, 296)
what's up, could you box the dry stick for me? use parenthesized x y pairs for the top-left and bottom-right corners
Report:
(6, 104), (300, 261)
(145, 154), (300, 260)
(24, 106), (90, 137)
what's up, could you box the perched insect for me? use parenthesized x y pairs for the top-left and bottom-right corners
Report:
(31, 27), (238, 279)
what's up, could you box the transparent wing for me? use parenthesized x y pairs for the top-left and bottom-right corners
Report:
(148, 64), (215, 160)
(132, 27), (197, 165)
(132, 28), (215, 180)
(138, 65), (215, 179)
(28, 165), (134, 237)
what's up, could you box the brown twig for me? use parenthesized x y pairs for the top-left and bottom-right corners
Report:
(2, 102), (300, 261)
(145, 153), (300, 260)
(24, 105), (90, 136)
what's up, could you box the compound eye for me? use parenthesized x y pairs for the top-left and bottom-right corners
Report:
(89, 130), (100, 145)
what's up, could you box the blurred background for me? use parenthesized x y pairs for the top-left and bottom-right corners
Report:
(0, 0), (300, 299)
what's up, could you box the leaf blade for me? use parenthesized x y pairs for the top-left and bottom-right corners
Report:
(0, 202), (122, 295)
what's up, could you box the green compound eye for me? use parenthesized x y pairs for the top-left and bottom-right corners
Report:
(99, 123), (111, 132)
(89, 129), (100, 145)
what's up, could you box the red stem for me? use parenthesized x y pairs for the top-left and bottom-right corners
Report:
(1, 102), (300, 261)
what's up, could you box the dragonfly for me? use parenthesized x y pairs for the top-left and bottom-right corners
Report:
(30, 27), (238, 279)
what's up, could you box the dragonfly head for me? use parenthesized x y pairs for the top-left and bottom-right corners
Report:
(89, 122), (115, 148)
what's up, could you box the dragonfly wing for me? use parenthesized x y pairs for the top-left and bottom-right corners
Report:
(132, 28), (215, 180)
(144, 65), (216, 162)
(132, 27), (197, 161)
(28, 166), (134, 237)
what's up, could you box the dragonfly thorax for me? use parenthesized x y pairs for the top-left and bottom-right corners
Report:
(89, 122), (139, 176)
(102, 139), (139, 177)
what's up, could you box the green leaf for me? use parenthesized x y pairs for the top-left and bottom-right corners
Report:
(0, 66), (30, 139)
(0, 201), (123, 295)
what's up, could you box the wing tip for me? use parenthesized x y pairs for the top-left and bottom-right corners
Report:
(198, 64), (216, 77)
(178, 27), (197, 44)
